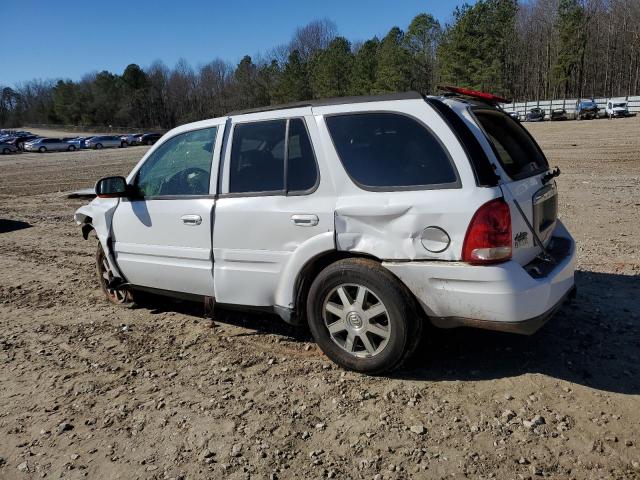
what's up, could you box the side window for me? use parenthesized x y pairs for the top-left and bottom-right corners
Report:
(136, 127), (216, 197)
(229, 120), (286, 193)
(287, 118), (318, 193)
(325, 113), (458, 190)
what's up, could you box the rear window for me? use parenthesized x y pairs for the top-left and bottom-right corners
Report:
(473, 109), (548, 180)
(325, 113), (459, 190)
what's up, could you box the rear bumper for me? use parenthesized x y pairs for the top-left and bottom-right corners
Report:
(383, 221), (576, 335)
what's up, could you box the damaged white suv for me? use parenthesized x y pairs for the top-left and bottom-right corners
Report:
(75, 88), (576, 374)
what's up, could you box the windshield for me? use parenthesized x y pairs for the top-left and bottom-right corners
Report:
(613, 103), (626, 108)
(473, 109), (549, 180)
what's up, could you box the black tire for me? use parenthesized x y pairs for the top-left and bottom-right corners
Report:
(120, 141), (127, 148)
(2, 148), (10, 154)
(67, 145), (76, 151)
(145, 140), (152, 146)
(96, 242), (134, 306)
(307, 258), (422, 374)
(95, 143), (103, 150)
(38, 146), (46, 153)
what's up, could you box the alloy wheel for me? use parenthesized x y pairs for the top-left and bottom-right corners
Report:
(322, 283), (391, 358)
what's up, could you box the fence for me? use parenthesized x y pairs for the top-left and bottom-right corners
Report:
(500, 95), (640, 119)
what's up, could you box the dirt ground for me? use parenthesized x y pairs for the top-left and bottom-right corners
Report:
(0, 117), (638, 480)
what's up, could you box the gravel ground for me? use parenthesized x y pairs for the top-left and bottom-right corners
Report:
(0, 117), (638, 479)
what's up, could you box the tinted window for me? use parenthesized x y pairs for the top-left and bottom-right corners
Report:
(473, 109), (548, 180)
(229, 120), (286, 193)
(136, 127), (216, 196)
(325, 113), (457, 189)
(287, 118), (318, 192)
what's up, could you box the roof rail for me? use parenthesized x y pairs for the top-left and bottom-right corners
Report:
(226, 91), (424, 116)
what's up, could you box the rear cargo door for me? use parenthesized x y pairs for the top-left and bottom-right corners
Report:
(472, 109), (557, 265)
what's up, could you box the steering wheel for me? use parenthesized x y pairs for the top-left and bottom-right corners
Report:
(161, 167), (209, 195)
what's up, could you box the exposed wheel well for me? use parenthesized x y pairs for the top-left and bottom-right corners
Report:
(292, 250), (390, 326)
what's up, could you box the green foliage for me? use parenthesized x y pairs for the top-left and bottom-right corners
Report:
(350, 39), (379, 95)
(405, 14), (441, 94)
(273, 50), (311, 103)
(438, 0), (517, 96)
(552, 0), (587, 95)
(309, 37), (353, 98)
(373, 27), (412, 94)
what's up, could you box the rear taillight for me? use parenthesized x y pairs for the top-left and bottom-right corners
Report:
(462, 198), (512, 264)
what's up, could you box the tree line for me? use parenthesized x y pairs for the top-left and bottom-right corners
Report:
(1, 0), (638, 129)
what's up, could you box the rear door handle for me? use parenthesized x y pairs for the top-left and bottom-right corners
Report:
(181, 214), (202, 226)
(291, 214), (319, 227)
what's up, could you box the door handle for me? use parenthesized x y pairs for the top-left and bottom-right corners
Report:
(291, 214), (319, 227)
(181, 214), (202, 226)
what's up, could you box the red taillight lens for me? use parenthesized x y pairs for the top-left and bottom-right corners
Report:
(462, 198), (512, 264)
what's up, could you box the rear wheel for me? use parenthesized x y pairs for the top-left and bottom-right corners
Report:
(307, 258), (422, 374)
(95, 143), (103, 150)
(2, 148), (10, 154)
(96, 243), (133, 305)
(38, 146), (46, 153)
(67, 145), (76, 151)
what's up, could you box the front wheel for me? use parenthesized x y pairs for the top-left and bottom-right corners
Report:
(307, 258), (422, 374)
(68, 145), (76, 151)
(2, 148), (10, 154)
(95, 143), (103, 150)
(96, 243), (133, 305)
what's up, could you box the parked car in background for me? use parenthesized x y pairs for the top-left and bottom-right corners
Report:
(575, 99), (600, 120)
(76, 88), (576, 374)
(23, 137), (76, 152)
(6, 134), (39, 151)
(605, 100), (630, 119)
(550, 108), (568, 121)
(120, 133), (142, 147)
(0, 141), (19, 154)
(135, 133), (162, 145)
(526, 107), (545, 122)
(508, 111), (520, 121)
(85, 135), (122, 149)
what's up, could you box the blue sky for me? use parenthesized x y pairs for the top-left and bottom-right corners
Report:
(1, 0), (468, 86)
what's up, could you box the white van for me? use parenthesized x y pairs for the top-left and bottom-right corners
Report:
(75, 89), (576, 373)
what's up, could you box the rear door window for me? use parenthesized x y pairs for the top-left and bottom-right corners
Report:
(325, 112), (458, 190)
(287, 118), (318, 193)
(473, 109), (548, 180)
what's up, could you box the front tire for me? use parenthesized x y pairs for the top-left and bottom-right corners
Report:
(307, 258), (422, 374)
(95, 143), (103, 150)
(96, 243), (133, 305)
(2, 148), (10, 154)
(68, 145), (76, 151)
(38, 146), (47, 153)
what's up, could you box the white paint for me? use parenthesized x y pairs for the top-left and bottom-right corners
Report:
(75, 95), (576, 331)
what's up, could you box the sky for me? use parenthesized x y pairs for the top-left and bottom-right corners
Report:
(0, 0), (468, 87)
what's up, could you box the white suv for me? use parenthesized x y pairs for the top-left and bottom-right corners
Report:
(75, 90), (576, 374)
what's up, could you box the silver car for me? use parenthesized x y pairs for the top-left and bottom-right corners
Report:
(85, 135), (122, 149)
(23, 138), (75, 152)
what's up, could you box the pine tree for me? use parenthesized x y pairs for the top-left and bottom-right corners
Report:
(552, 0), (587, 97)
(350, 38), (379, 95)
(405, 14), (441, 95)
(309, 37), (353, 98)
(373, 27), (411, 93)
(273, 50), (311, 103)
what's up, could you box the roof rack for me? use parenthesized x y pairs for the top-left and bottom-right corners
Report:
(226, 91), (424, 116)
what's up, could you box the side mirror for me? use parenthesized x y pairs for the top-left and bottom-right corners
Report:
(95, 176), (128, 198)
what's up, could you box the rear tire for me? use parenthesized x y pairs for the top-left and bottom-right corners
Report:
(38, 146), (46, 153)
(96, 242), (134, 306)
(68, 145), (76, 151)
(95, 143), (103, 150)
(307, 258), (422, 374)
(2, 148), (10, 154)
